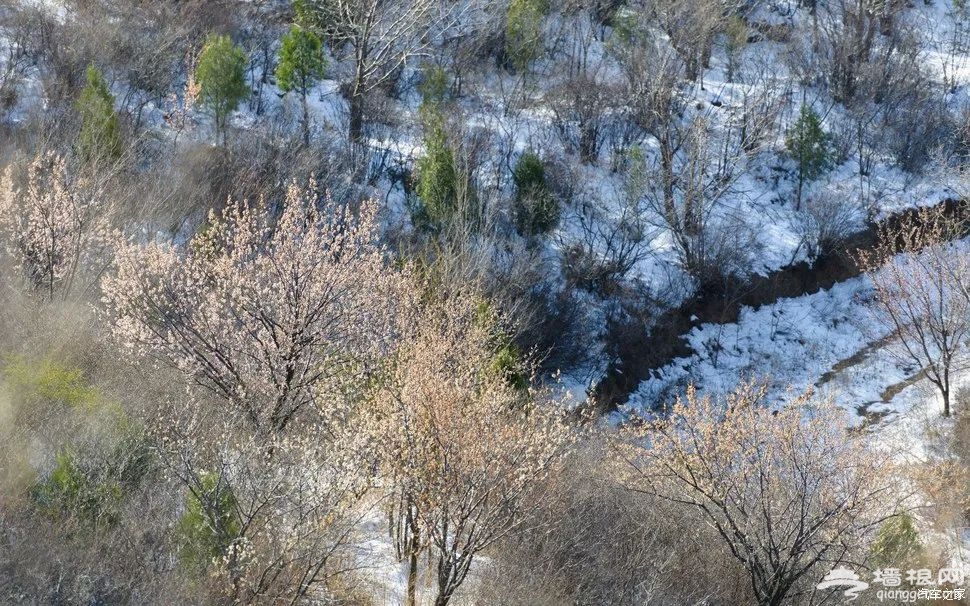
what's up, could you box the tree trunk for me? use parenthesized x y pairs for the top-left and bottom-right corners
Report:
(405, 504), (420, 606)
(301, 90), (310, 145)
(349, 93), (364, 142)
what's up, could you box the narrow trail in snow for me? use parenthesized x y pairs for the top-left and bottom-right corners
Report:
(593, 198), (970, 412)
(813, 333), (920, 430)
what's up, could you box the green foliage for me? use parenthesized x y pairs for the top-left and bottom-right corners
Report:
(420, 66), (450, 106)
(177, 472), (241, 575)
(292, 0), (318, 27)
(491, 341), (529, 391)
(34, 450), (123, 526)
(513, 151), (546, 192)
(786, 104), (831, 183)
(624, 145), (648, 196)
(870, 512), (924, 569)
(475, 300), (529, 390)
(32, 425), (151, 528)
(512, 151), (559, 236)
(5, 356), (101, 409)
(76, 65), (122, 163)
(276, 26), (326, 95)
(610, 6), (640, 46)
(725, 16), (748, 56)
(196, 34), (249, 137)
(506, 0), (548, 73)
(416, 116), (458, 227)
(9, 354), (151, 529)
(293, 0), (347, 41)
(419, 65), (451, 115)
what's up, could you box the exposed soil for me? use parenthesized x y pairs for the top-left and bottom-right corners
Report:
(593, 199), (970, 412)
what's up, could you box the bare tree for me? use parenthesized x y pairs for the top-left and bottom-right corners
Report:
(796, 187), (862, 259)
(648, 0), (745, 85)
(640, 114), (750, 287)
(297, 0), (461, 140)
(547, 60), (620, 164)
(617, 381), (904, 606)
(563, 194), (654, 295)
(858, 206), (970, 417)
(814, 0), (906, 104)
(479, 440), (754, 605)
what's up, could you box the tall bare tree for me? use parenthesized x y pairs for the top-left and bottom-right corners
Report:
(638, 113), (751, 287)
(648, 0), (745, 85)
(297, 0), (460, 140)
(858, 206), (970, 417)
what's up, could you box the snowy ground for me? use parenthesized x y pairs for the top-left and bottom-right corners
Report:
(622, 239), (970, 463)
(6, 0), (970, 339)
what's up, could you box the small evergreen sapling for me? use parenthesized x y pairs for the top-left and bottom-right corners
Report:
(76, 65), (122, 163)
(512, 151), (559, 236)
(276, 25), (326, 144)
(418, 65), (451, 116)
(196, 34), (249, 143)
(786, 104), (831, 210)
(416, 116), (458, 227)
(505, 0), (549, 73)
(177, 472), (241, 576)
(869, 512), (924, 570)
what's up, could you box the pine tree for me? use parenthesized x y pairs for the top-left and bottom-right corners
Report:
(786, 104), (831, 210)
(176, 472), (241, 577)
(869, 512), (924, 570)
(276, 25), (326, 145)
(416, 116), (458, 227)
(512, 151), (559, 236)
(76, 65), (122, 164)
(196, 34), (249, 144)
(505, 0), (548, 73)
(418, 65), (451, 117)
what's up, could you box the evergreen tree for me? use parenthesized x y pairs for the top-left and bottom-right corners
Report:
(176, 472), (241, 577)
(196, 34), (249, 144)
(505, 0), (548, 73)
(786, 104), (831, 210)
(76, 65), (122, 164)
(870, 512), (924, 569)
(276, 25), (326, 144)
(512, 151), (559, 235)
(418, 65), (451, 117)
(416, 116), (458, 227)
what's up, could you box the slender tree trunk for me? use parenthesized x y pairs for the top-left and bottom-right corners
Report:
(942, 366), (952, 417)
(301, 89), (310, 145)
(405, 502), (420, 606)
(349, 93), (364, 142)
(349, 56), (367, 141)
